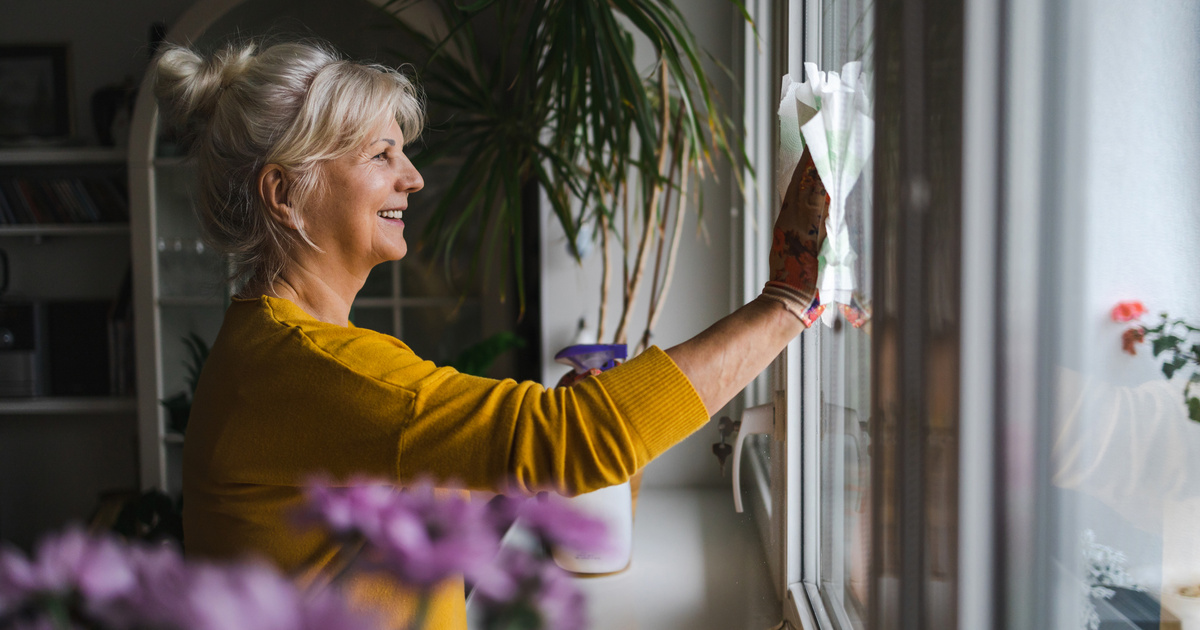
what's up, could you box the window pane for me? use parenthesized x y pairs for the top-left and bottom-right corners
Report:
(400, 304), (484, 368)
(1038, 2), (1200, 629)
(811, 0), (875, 626)
(350, 306), (394, 337)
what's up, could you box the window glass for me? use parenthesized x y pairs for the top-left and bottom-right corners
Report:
(1038, 2), (1200, 629)
(808, 0), (875, 626)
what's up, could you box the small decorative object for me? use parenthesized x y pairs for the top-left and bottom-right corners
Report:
(159, 333), (210, 435)
(90, 77), (137, 147)
(0, 45), (72, 144)
(1113, 300), (1200, 423)
(1080, 529), (1144, 630)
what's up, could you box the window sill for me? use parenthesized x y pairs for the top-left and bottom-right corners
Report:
(574, 488), (779, 629)
(470, 488), (780, 629)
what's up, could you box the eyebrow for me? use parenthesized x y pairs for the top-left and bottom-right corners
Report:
(375, 138), (397, 147)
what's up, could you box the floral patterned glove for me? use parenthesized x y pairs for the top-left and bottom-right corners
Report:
(760, 147), (828, 327)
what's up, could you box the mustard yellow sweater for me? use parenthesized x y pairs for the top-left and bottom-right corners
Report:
(182, 296), (710, 628)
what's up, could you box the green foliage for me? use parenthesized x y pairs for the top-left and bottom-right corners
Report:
(159, 332), (211, 434)
(182, 332), (210, 396)
(380, 0), (748, 310)
(448, 331), (527, 377)
(1139, 312), (1200, 423)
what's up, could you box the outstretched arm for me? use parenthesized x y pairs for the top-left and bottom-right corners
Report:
(668, 147), (829, 416)
(666, 297), (803, 416)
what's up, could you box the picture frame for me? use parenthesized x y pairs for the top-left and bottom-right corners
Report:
(0, 45), (72, 144)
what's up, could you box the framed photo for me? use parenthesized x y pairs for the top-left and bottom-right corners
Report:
(0, 45), (72, 144)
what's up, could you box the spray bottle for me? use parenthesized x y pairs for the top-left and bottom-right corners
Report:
(551, 342), (634, 574)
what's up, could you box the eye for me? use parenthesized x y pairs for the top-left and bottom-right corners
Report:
(372, 150), (389, 161)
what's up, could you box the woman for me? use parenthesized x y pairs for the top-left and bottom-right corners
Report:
(153, 40), (826, 628)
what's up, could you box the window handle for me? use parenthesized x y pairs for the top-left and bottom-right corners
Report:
(732, 402), (775, 513)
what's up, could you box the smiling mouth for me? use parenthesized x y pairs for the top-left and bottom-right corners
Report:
(377, 209), (404, 219)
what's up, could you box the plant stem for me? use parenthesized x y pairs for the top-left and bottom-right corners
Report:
(598, 209), (612, 342)
(407, 592), (432, 630)
(638, 103), (687, 353)
(613, 62), (672, 346)
(637, 154), (690, 356)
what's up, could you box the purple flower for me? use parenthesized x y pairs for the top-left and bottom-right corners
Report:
(301, 478), (501, 589)
(116, 543), (192, 628)
(182, 558), (382, 630)
(1, 544), (34, 615)
(514, 497), (609, 556)
(185, 561), (305, 630)
(0, 526), (140, 625)
(473, 548), (586, 630)
(1, 527), (378, 630)
(300, 479), (399, 539)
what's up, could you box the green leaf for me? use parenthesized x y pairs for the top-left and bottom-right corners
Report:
(1152, 334), (1182, 357)
(1188, 396), (1200, 424)
(182, 332), (210, 395)
(448, 331), (527, 377)
(1163, 360), (1180, 380)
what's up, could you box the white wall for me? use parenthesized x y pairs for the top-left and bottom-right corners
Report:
(1053, 0), (1200, 615)
(539, 0), (741, 489)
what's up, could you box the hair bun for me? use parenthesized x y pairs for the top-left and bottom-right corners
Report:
(152, 43), (257, 139)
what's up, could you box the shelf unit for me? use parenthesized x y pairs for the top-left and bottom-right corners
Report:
(0, 397), (137, 414)
(0, 147), (125, 166)
(0, 146), (134, 401)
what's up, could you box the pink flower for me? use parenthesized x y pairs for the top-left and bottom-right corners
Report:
(1111, 301), (1147, 323)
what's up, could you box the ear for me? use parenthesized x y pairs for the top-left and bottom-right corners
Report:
(257, 164), (299, 229)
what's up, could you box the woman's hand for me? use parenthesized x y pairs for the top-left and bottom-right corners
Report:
(664, 148), (830, 416)
(760, 147), (829, 326)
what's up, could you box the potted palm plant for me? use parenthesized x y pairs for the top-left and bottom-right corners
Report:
(382, 0), (748, 347)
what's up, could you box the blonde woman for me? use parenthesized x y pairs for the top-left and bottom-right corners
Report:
(154, 40), (826, 628)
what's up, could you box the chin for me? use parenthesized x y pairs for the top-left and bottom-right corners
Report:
(383, 242), (407, 262)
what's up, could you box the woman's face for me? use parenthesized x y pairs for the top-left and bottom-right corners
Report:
(302, 119), (424, 276)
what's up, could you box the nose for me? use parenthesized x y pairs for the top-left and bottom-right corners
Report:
(396, 154), (423, 194)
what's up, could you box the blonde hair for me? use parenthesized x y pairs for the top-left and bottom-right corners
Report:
(152, 40), (424, 290)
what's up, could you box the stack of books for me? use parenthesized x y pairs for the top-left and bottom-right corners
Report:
(0, 175), (128, 224)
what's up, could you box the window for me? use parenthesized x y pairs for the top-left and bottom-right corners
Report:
(739, 1), (876, 628)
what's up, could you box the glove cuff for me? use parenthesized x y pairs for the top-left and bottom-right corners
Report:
(761, 282), (823, 328)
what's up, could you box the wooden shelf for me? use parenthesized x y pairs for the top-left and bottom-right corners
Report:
(0, 396), (137, 414)
(152, 156), (193, 168)
(158, 296), (226, 308)
(0, 147), (126, 166)
(0, 224), (129, 238)
(353, 296), (473, 308)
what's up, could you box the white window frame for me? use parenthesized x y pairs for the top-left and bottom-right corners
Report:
(739, 0), (868, 628)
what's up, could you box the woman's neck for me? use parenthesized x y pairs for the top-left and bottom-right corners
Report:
(242, 262), (364, 326)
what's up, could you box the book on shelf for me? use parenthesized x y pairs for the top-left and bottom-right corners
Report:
(0, 175), (127, 225)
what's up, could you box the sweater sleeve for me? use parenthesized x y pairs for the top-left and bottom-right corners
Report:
(392, 346), (710, 496)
